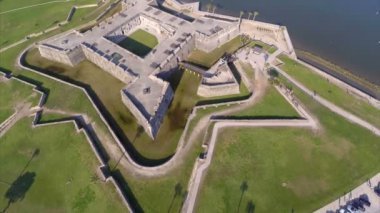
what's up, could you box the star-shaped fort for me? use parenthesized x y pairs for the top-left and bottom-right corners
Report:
(37, 0), (292, 139)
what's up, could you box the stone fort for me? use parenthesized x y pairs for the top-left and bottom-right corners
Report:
(37, 0), (283, 139)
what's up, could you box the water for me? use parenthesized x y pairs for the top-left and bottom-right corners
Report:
(193, 0), (380, 85)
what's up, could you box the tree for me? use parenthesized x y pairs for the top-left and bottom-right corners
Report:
(239, 11), (245, 20)
(206, 3), (212, 13)
(247, 11), (253, 20)
(212, 4), (217, 13)
(253, 11), (259, 20)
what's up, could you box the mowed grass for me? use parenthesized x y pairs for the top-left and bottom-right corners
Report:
(279, 55), (380, 128)
(187, 36), (244, 68)
(0, 0), (97, 48)
(118, 29), (158, 57)
(230, 85), (300, 118)
(0, 117), (125, 212)
(0, 77), (40, 123)
(197, 89), (380, 212)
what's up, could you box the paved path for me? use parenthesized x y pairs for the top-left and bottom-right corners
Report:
(272, 65), (380, 136)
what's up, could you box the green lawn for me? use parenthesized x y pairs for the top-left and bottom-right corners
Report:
(230, 85), (300, 118)
(0, 0), (98, 48)
(0, 77), (40, 123)
(118, 29), (158, 57)
(187, 36), (244, 68)
(0, 117), (125, 212)
(279, 55), (380, 128)
(197, 88), (380, 213)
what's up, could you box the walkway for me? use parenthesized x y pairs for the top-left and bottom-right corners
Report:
(272, 65), (380, 136)
(0, 103), (35, 138)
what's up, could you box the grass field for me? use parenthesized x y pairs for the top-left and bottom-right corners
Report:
(118, 29), (158, 57)
(0, 77), (40, 123)
(0, 117), (125, 212)
(279, 55), (380, 128)
(197, 87), (380, 213)
(0, 0), (98, 48)
(229, 85), (300, 118)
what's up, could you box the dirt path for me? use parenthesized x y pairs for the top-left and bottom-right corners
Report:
(0, 102), (33, 138)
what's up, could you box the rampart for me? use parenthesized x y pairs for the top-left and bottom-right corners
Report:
(198, 82), (240, 97)
(195, 24), (239, 52)
(81, 42), (137, 84)
(38, 44), (85, 66)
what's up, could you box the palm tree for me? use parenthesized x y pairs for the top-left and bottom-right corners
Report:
(253, 11), (259, 20)
(212, 4), (217, 13)
(247, 11), (253, 20)
(239, 10), (245, 20)
(206, 3), (212, 13)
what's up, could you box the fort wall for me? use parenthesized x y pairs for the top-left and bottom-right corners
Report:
(81, 43), (136, 84)
(38, 44), (85, 66)
(197, 82), (240, 97)
(195, 24), (239, 52)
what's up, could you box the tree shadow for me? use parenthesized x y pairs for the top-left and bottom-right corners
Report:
(2, 172), (36, 213)
(246, 200), (255, 213)
(168, 183), (182, 213)
(132, 125), (144, 143)
(177, 190), (188, 213)
(237, 181), (248, 213)
(18, 149), (39, 176)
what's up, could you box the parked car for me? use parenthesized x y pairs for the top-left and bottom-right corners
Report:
(358, 195), (371, 207)
(374, 186), (380, 197)
(346, 204), (362, 213)
(338, 208), (350, 213)
(352, 199), (365, 212)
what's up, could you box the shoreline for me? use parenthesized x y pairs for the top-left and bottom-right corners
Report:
(295, 49), (380, 99)
(174, 0), (380, 100)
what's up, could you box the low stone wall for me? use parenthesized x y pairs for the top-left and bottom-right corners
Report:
(1, 71), (133, 212)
